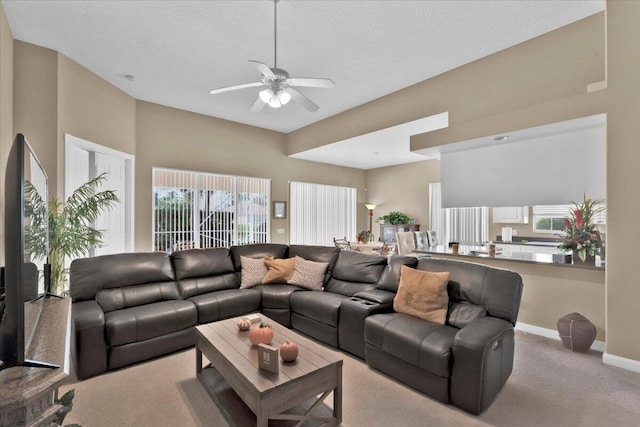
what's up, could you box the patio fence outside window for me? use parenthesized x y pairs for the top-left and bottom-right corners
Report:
(152, 168), (270, 252)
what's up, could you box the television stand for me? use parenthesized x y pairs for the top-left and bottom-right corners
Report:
(0, 297), (71, 425)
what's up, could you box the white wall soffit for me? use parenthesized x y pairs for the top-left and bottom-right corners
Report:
(289, 112), (448, 170)
(437, 114), (606, 208)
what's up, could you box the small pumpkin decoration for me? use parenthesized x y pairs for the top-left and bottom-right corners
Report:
(280, 339), (299, 362)
(249, 323), (274, 345)
(237, 318), (252, 331)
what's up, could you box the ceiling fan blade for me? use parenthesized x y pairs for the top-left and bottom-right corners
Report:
(209, 81), (263, 95)
(287, 77), (335, 88)
(249, 60), (276, 78)
(288, 88), (320, 112)
(250, 97), (266, 112)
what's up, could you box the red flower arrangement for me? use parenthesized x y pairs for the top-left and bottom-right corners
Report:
(558, 194), (604, 262)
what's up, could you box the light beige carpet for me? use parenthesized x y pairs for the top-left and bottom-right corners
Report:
(60, 331), (640, 426)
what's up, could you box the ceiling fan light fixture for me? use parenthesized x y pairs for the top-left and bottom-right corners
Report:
(278, 90), (291, 105)
(269, 94), (282, 108)
(259, 88), (274, 103)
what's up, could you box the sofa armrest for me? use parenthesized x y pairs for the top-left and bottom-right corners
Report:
(73, 300), (108, 379)
(353, 289), (395, 305)
(450, 316), (515, 415)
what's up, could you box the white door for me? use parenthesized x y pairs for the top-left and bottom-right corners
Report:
(64, 134), (134, 257)
(94, 153), (127, 255)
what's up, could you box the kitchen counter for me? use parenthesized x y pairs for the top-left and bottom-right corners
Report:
(414, 245), (604, 270)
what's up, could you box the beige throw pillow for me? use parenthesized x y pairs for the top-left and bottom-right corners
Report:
(287, 256), (328, 291)
(240, 256), (268, 289)
(262, 257), (296, 284)
(393, 265), (450, 324)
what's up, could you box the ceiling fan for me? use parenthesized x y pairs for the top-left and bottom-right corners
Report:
(209, 0), (335, 112)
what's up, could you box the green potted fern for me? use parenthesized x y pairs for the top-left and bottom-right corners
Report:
(26, 173), (119, 294)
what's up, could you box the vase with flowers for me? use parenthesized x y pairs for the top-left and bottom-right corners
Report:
(357, 230), (375, 244)
(558, 194), (604, 264)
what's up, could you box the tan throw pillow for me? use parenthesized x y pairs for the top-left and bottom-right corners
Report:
(287, 256), (328, 291)
(262, 257), (296, 284)
(393, 265), (450, 324)
(240, 256), (268, 289)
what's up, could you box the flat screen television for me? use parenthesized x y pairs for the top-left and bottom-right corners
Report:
(0, 133), (57, 370)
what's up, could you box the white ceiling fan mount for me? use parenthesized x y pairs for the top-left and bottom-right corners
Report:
(209, 0), (335, 112)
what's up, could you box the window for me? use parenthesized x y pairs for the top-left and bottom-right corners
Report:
(152, 168), (270, 251)
(429, 182), (488, 245)
(533, 204), (606, 233)
(290, 181), (356, 246)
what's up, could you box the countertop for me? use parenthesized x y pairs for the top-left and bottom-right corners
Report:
(414, 245), (605, 270)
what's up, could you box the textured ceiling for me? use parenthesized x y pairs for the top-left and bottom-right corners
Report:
(3, 0), (605, 137)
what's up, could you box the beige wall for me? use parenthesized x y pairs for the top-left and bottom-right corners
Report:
(605, 0), (640, 361)
(13, 41), (58, 196)
(365, 160), (439, 234)
(56, 54), (136, 197)
(287, 13), (605, 155)
(134, 101), (367, 251)
(0, 5), (13, 264)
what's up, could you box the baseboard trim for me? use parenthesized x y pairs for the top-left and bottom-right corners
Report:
(602, 352), (640, 374)
(515, 322), (605, 352)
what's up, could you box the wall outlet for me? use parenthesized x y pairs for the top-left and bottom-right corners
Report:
(277, 228), (285, 234)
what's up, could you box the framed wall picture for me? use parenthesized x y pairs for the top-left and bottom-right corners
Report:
(273, 201), (286, 219)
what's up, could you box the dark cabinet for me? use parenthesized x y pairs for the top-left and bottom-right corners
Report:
(380, 224), (420, 243)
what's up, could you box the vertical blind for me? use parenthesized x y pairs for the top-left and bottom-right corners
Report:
(429, 182), (488, 246)
(152, 168), (270, 251)
(290, 181), (356, 246)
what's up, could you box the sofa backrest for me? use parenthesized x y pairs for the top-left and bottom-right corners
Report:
(230, 244), (288, 270)
(288, 245), (340, 284)
(376, 256), (419, 293)
(325, 251), (387, 296)
(171, 248), (239, 298)
(416, 257), (523, 325)
(70, 252), (179, 314)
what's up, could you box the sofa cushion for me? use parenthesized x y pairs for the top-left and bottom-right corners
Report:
(188, 288), (261, 324)
(377, 256), (419, 293)
(96, 281), (181, 313)
(365, 312), (458, 378)
(171, 248), (235, 280)
(255, 284), (305, 309)
(394, 266), (450, 325)
(105, 300), (197, 346)
(239, 256), (268, 289)
(70, 252), (174, 302)
(331, 251), (387, 284)
(288, 256), (329, 291)
(262, 256), (296, 284)
(290, 291), (348, 327)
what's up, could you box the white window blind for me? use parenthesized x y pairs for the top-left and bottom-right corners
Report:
(533, 204), (606, 224)
(152, 168), (270, 251)
(290, 181), (356, 246)
(429, 182), (488, 245)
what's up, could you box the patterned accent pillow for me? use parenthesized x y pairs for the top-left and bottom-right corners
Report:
(240, 256), (268, 289)
(393, 265), (450, 324)
(288, 256), (329, 291)
(262, 256), (296, 284)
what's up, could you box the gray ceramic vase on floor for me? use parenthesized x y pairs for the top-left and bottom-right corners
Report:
(557, 312), (597, 353)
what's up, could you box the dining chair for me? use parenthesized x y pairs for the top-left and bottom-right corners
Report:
(333, 237), (352, 251)
(414, 231), (431, 250)
(395, 231), (417, 256)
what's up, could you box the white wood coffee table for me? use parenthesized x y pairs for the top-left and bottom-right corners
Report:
(196, 315), (343, 427)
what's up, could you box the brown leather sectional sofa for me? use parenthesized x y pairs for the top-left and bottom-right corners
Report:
(69, 243), (523, 415)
